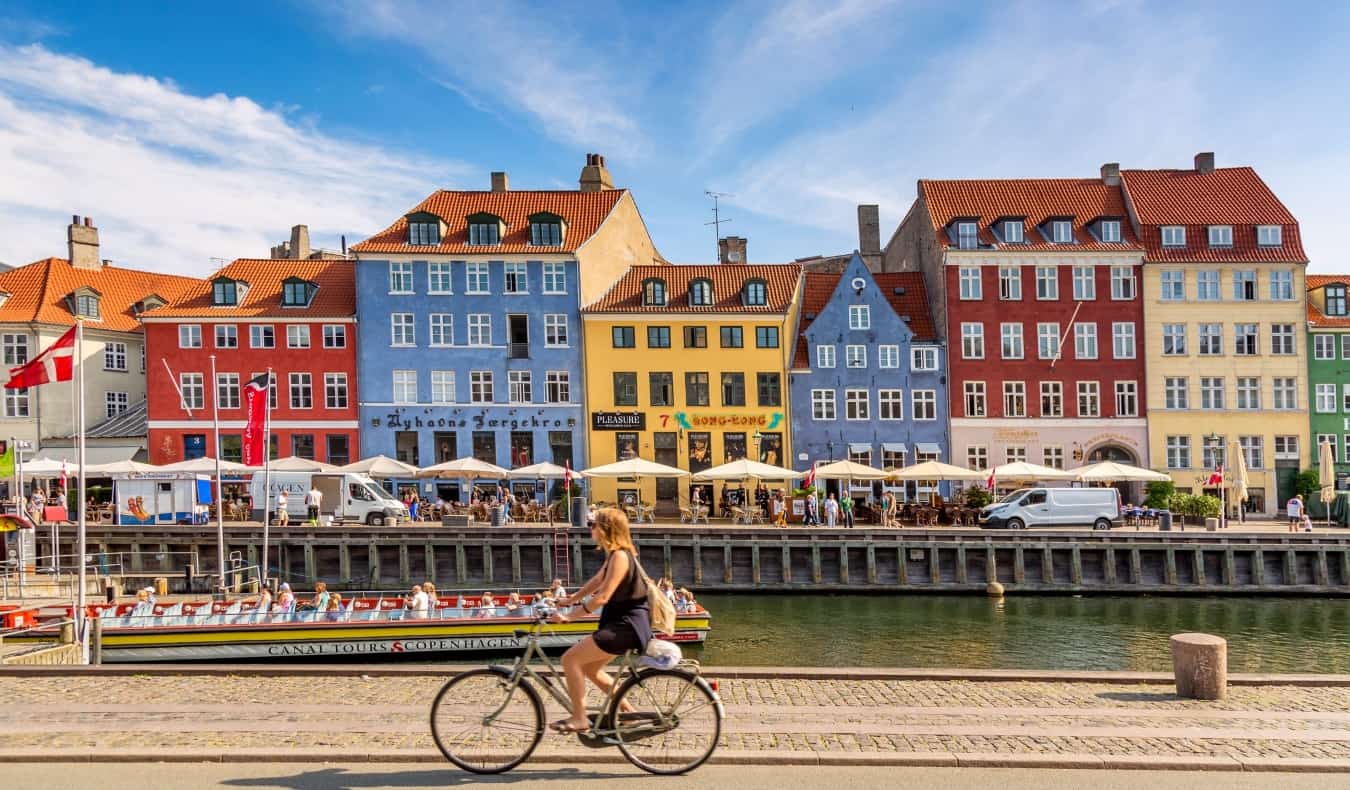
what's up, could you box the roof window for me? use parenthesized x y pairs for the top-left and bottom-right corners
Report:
(1050, 219), (1073, 244)
(1098, 219), (1122, 243)
(466, 213), (503, 246)
(528, 212), (565, 247)
(1001, 219), (1024, 244)
(642, 278), (667, 307)
(689, 278), (714, 307)
(1257, 225), (1282, 247)
(282, 277), (316, 307)
(1208, 225), (1233, 248)
(212, 278), (244, 306)
(955, 221), (978, 250)
(743, 279), (767, 306)
(1161, 226), (1186, 247)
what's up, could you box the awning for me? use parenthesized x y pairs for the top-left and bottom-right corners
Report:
(848, 443), (872, 454)
(33, 445), (141, 466)
(916, 443), (942, 455)
(882, 443), (908, 454)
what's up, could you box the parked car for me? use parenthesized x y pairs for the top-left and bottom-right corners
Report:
(979, 487), (1120, 530)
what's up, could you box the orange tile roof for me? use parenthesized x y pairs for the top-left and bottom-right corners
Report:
(791, 272), (935, 368)
(145, 258), (355, 318)
(0, 258), (201, 332)
(584, 264), (801, 313)
(1120, 167), (1307, 263)
(919, 178), (1143, 252)
(1307, 274), (1350, 328)
(351, 189), (627, 254)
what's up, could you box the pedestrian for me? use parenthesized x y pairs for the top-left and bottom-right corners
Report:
(304, 483), (322, 526)
(1286, 494), (1303, 533)
(841, 493), (854, 528)
(882, 490), (897, 528)
(804, 490), (819, 526)
(771, 490), (786, 527)
(275, 489), (289, 526)
(1302, 513), (1314, 533)
(824, 492), (839, 527)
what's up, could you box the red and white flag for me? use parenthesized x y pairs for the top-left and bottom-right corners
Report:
(5, 325), (76, 389)
(986, 467), (996, 491)
(60, 461), (68, 491)
(1207, 464), (1224, 487)
(803, 463), (817, 491)
(563, 460), (572, 488)
(241, 373), (271, 466)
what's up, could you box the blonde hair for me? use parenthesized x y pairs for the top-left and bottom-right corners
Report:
(591, 507), (637, 554)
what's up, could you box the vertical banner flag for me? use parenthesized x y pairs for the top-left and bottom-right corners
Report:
(5, 325), (76, 389)
(0, 440), (11, 479)
(241, 373), (271, 465)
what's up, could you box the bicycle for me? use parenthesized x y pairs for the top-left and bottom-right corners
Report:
(429, 612), (723, 775)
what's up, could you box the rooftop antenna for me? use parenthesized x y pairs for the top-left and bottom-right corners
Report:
(705, 190), (733, 259)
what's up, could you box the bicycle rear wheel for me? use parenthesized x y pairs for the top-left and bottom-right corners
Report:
(430, 667), (544, 773)
(610, 668), (722, 775)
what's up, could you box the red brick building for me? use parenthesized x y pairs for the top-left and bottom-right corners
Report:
(143, 258), (358, 464)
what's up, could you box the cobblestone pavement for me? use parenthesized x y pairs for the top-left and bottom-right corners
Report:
(2, 674), (1350, 768)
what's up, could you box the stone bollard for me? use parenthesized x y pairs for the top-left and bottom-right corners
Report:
(985, 581), (1005, 597)
(1170, 633), (1227, 700)
(1205, 517), (1220, 532)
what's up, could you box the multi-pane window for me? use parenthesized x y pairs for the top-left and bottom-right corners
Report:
(1042, 446), (1065, 469)
(648, 372), (673, 406)
(1001, 323), (1023, 359)
(689, 280), (713, 306)
(390, 313), (415, 346)
(1274, 436), (1300, 460)
(1318, 435), (1339, 463)
(1110, 266), (1135, 299)
(648, 326), (672, 349)
(1163, 323), (1187, 355)
(466, 263), (490, 293)
(1115, 381), (1138, 416)
(74, 294), (99, 318)
(1270, 270), (1294, 300)
(1, 334), (28, 366)
(1051, 219), (1072, 243)
(1314, 334), (1336, 360)
(1234, 270), (1258, 301)
(956, 222), (978, 250)
(1160, 270), (1185, 300)
(214, 325), (237, 349)
(504, 263), (528, 294)
(1328, 286), (1349, 317)
(1073, 323), (1097, 359)
(324, 373), (348, 409)
(546, 371), (570, 403)
(1342, 335), (1350, 361)
(530, 221), (562, 246)
(212, 279), (238, 305)
(1037, 322), (1060, 360)
(1099, 219), (1122, 243)
(1258, 226), (1284, 247)
(958, 266), (981, 299)
(1202, 436), (1226, 470)
(613, 372), (638, 406)
(430, 371), (455, 404)
(721, 372), (746, 406)
(508, 371), (532, 404)
(322, 325), (346, 348)
(250, 325), (274, 348)
(1200, 377), (1226, 410)
(1270, 324), (1296, 355)
(1035, 266), (1057, 299)
(105, 391), (128, 419)
(961, 323), (984, 359)
(967, 446), (989, 470)
(879, 345), (900, 368)
(104, 341), (127, 371)
(408, 221), (439, 246)
(180, 373), (204, 410)
(848, 304), (871, 329)
(1234, 323), (1258, 355)
(1165, 377), (1189, 409)
(611, 326), (635, 348)
(911, 347), (938, 371)
(743, 280), (767, 306)
(1040, 381), (1063, 417)
(999, 266), (1021, 300)
(1240, 436), (1264, 470)
(816, 345), (835, 368)
(388, 262), (413, 293)
(287, 325), (310, 349)
(289, 373), (312, 409)
(1005, 445), (1028, 464)
(912, 390), (937, 420)
(845, 389), (869, 420)
(392, 370), (417, 404)
(543, 263), (566, 293)
(1161, 226), (1186, 247)
(1003, 381), (1027, 417)
(1166, 436), (1191, 469)
(755, 326), (779, 348)
(1316, 383), (1337, 413)
(1236, 377), (1260, 410)
(1273, 377), (1297, 410)
(428, 262), (452, 293)
(429, 313), (453, 346)
(811, 389), (835, 420)
(282, 280), (310, 307)
(1003, 220), (1024, 243)
(757, 373), (782, 407)
(470, 371), (494, 403)
(964, 381), (986, 417)
(3, 387), (28, 417)
(683, 326), (707, 348)
(1196, 270), (1220, 301)
(719, 326), (743, 348)
(882, 447), (906, 470)
(467, 314), (491, 346)
(1209, 225), (1233, 247)
(878, 389), (902, 420)
(685, 373), (710, 406)
(544, 314), (567, 347)
(216, 373), (239, 410)
(1199, 323), (1223, 355)
(179, 324), (202, 348)
(846, 345), (867, 368)
(468, 222), (500, 246)
(1112, 322), (1135, 359)
(1077, 381), (1100, 417)
(1072, 266), (1095, 300)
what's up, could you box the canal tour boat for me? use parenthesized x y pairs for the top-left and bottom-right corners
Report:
(19, 594), (711, 662)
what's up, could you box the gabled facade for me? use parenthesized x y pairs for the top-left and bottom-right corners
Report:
(350, 155), (661, 501)
(143, 258), (359, 465)
(888, 173), (1149, 488)
(1121, 153), (1309, 515)
(788, 253), (946, 502)
(1303, 275), (1347, 484)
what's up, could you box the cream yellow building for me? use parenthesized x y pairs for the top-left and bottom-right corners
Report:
(1124, 156), (1309, 514)
(581, 255), (802, 514)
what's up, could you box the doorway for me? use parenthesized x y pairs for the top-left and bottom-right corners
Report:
(508, 315), (530, 359)
(654, 432), (678, 514)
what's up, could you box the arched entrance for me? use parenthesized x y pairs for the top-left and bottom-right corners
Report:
(1085, 444), (1141, 504)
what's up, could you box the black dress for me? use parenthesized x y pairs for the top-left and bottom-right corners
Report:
(591, 549), (652, 655)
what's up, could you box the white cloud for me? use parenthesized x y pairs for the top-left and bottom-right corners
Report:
(0, 44), (469, 273)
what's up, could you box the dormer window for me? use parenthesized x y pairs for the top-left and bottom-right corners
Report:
(68, 287), (101, 319)
(528, 213), (564, 247)
(1161, 226), (1186, 247)
(1327, 285), (1347, 316)
(134, 295), (165, 315)
(1050, 219), (1073, 243)
(742, 279), (767, 306)
(956, 221), (978, 250)
(466, 213), (503, 246)
(1002, 220), (1024, 244)
(408, 221), (439, 246)
(212, 278), (242, 306)
(1099, 219), (1122, 243)
(282, 278), (315, 307)
(642, 278), (667, 307)
(1257, 225), (1283, 247)
(689, 279), (713, 307)
(1208, 225), (1233, 248)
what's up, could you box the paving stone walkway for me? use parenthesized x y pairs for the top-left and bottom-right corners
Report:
(2, 674), (1350, 769)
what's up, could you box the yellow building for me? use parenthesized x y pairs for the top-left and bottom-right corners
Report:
(1123, 157), (1309, 514)
(581, 256), (802, 514)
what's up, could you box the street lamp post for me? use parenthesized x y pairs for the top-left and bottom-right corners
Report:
(1205, 432), (1225, 528)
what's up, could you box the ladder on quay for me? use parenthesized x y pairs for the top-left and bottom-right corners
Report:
(551, 527), (571, 585)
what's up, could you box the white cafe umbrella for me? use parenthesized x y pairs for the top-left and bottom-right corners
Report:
(1320, 439), (1337, 527)
(267, 456), (339, 473)
(85, 459), (160, 476)
(692, 458), (802, 482)
(508, 462), (581, 479)
(14, 458), (70, 479)
(159, 456), (258, 475)
(418, 456), (510, 479)
(888, 460), (985, 481)
(338, 455), (419, 478)
(983, 461), (1076, 482)
(811, 459), (888, 480)
(581, 458), (688, 478)
(1070, 461), (1171, 483)
(1228, 440), (1249, 524)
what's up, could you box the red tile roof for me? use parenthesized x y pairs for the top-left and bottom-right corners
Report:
(351, 189), (627, 255)
(0, 258), (201, 332)
(584, 264), (801, 313)
(1307, 274), (1350, 328)
(145, 258), (355, 318)
(791, 272), (935, 368)
(1120, 167), (1307, 263)
(919, 178), (1143, 252)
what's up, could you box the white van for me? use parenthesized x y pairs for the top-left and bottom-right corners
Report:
(979, 487), (1120, 530)
(249, 472), (408, 525)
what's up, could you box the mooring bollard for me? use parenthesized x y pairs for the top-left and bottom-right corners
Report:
(91, 618), (103, 665)
(59, 621), (74, 645)
(985, 581), (1005, 597)
(1170, 632), (1227, 700)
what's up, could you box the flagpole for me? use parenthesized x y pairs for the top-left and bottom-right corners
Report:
(75, 319), (87, 649)
(209, 355), (225, 595)
(261, 368), (273, 588)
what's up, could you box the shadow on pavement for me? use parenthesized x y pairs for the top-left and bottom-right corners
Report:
(222, 766), (634, 790)
(1095, 691), (1180, 702)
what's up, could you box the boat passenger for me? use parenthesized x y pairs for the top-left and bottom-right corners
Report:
(406, 584), (430, 619)
(307, 582), (330, 613)
(276, 583), (295, 613)
(476, 591), (496, 618)
(658, 577), (675, 602)
(254, 587), (273, 615)
(129, 589), (155, 621)
(505, 591), (523, 614)
(422, 581), (440, 608)
(325, 593), (343, 622)
(675, 587), (696, 613)
(549, 578), (568, 599)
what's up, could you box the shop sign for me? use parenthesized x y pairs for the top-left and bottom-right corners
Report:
(660, 411), (784, 430)
(592, 412), (645, 431)
(371, 409), (577, 432)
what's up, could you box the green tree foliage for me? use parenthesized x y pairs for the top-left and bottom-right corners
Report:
(962, 484), (993, 508)
(1294, 470), (1321, 500)
(1143, 479), (1176, 509)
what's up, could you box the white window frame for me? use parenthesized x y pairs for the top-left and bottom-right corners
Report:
(289, 372), (313, 410)
(388, 261), (413, 294)
(846, 344), (867, 369)
(1198, 323), (1223, 356)
(1077, 381), (1100, 418)
(105, 391), (128, 419)
(322, 325), (346, 348)
(1037, 322), (1060, 360)
(998, 266), (1022, 300)
(179, 373), (204, 411)
(467, 314), (491, 346)
(958, 266), (982, 299)
(1165, 377), (1189, 410)
(1110, 266), (1135, 299)
(104, 341), (127, 371)
(878, 389), (903, 420)
(1166, 435), (1191, 469)
(961, 322), (984, 359)
(1160, 270), (1185, 300)
(1115, 381), (1138, 417)
(428, 262), (453, 294)
(324, 372), (348, 409)
(390, 313), (415, 347)
(1274, 436), (1299, 461)
(848, 304), (871, 330)
(912, 390), (937, 420)
(956, 222), (978, 250)
(286, 324), (310, 349)
(508, 370), (533, 404)
(1040, 381), (1063, 418)
(179, 324), (202, 349)
(1072, 266), (1095, 299)
(542, 262), (567, 294)
(967, 446), (989, 470)
(544, 314), (568, 347)
(393, 370), (417, 404)
(1003, 220), (1024, 243)
(1000, 322), (1023, 360)
(1236, 377), (1260, 410)
(1162, 323), (1187, 356)
(250, 325), (274, 349)
(1273, 377), (1297, 410)
(1257, 226), (1283, 247)
(1161, 226), (1186, 247)
(816, 345), (835, 369)
(1208, 225), (1233, 247)
(1314, 334), (1336, 361)
(910, 347), (938, 371)
(811, 389), (836, 420)
(1196, 270), (1220, 301)
(1233, 270), (1258, 301)
(1200, 377), (1226, 410)
(429, 313), (453, 347)
(214, 325), (237, 349)
(1316, 383), (1337, 413)
(3, 387), (29, 418)
(1269, 270), (1293, 300)
(430, 371), (455, 404)
(1271, 324), (1295, 355)
(844, 389), (869, 421)
(1051, 219), (1073, 243)
(1042, 445), (1066, 469)
(1112, 322), (1135, 359)
(1074, 322), (1097, 359)
(216, 373), (239, 410)
(1099, 219), (1122, 243)
(1003, 381), (1027, 418)
(1234, 323), (1259, 356)
(878, 345), (900, 368)
(470, 370), (493, 403)
(964, 381), (986, 417)
(1035, 266), (1058, 300)
(545, 371), (571, 404)
(503, 262), (528, 294)
(466, 262), (490, 294)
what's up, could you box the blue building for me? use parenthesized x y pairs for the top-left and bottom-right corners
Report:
(789, 253), (948, 503)
(350, 156), (661, 501)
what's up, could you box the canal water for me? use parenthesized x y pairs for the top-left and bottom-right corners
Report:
(685, 594), (1350, 673)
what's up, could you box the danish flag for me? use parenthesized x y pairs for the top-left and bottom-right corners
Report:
(1207, 464), (1224, 487)
(5, 325), (76, 389)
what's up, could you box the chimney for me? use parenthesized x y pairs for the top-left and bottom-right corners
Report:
(289, 225), (311, 259)
(718, 236), (747, 264)
(1194, 151), (1215, 174)
(1099, 162), (1121, 186)
(579, 153), (614, 192)
(857, 204), (881, 258)
(67, 214), (101, 270)
(490, 171), (509, 192)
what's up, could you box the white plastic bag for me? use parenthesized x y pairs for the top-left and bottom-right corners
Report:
(640, 638), (682, 669)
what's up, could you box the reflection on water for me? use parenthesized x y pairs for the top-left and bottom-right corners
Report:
(686, 594), (1350, 673)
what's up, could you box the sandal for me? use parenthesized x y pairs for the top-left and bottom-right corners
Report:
(549, 719), (591, 734)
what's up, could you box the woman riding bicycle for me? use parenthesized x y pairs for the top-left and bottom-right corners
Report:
(548, 507), (650, 734)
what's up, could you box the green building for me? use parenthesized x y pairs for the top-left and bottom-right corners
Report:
(1307, 275), (1350, 498)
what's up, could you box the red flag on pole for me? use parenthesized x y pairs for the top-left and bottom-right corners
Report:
(241, 373), (270, 466)
(986, 467), (996, 491)
(803, 463), (817, 491)
(1207, 464), (1224, 487)
(5, 325), (76, 389)
(563, 460), (572, 488)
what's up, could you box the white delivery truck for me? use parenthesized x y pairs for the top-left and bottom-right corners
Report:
(250, 472), (408, 525)
(979, 487), (1121, 530)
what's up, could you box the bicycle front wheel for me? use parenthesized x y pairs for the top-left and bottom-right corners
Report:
(610, 668), (722, 775)
(430, 667), (544, 773)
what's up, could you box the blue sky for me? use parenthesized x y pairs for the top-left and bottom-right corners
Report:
(1, 0), (1347, 274)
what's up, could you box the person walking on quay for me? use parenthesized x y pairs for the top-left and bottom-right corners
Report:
(881, 490), (898, 528)
(771, 490), (786, 527)
(841, 493), (854, 528)
(1287, 494), (1303, 533)
(304, 483), (322, 526)
(275, 489), (289, 526)
(824, 492), (839, 527)
(804, 489), (819, 526)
